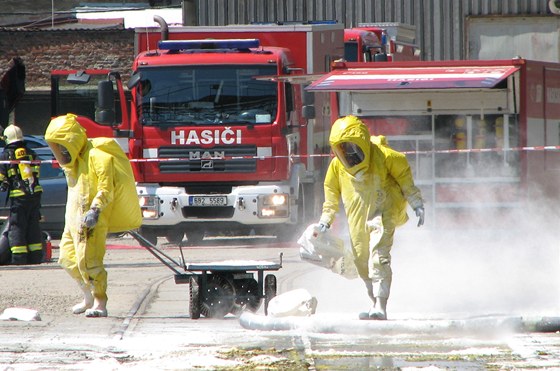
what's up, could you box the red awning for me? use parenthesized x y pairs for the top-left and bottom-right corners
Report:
(306, 65), (519, 91)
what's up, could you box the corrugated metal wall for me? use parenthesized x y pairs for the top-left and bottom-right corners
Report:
(192, 0), (553, 60)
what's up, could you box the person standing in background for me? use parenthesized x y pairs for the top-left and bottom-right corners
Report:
(0, 124), (43, 265)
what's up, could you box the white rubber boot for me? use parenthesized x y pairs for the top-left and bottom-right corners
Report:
(359, 280), (376, 320)
(85, 296), (108, 318)
(369, 297), (387, 320)
(359, 303), (375, 320)
(358, 294), (376, 320)
(72, 282), (94, 315)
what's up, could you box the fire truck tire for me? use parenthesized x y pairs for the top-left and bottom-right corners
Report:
(165, 229), (184, 245)
(264, 274), (277, 316)
(139, 227), (158, 247)
(275, 225), (298, 242)
(185, 230), (204, 246)
(189, 276), (201, 319)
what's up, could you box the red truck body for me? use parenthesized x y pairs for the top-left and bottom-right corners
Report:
(307, 58), (560, 227)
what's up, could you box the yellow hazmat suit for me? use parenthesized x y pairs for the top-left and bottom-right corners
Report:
(45, 113), (142, 317)
(319, 115), (424, 319)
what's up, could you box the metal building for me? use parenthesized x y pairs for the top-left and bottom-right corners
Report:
(189, 0), (554, 61)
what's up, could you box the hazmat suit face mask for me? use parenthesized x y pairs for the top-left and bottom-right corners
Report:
(48, 142), (72, 166)
(333, 141), (365, 169)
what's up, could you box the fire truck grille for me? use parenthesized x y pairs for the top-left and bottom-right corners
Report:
(158, 145), (257, 173)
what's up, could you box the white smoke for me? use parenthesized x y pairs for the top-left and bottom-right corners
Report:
(302, 200), (559, 319)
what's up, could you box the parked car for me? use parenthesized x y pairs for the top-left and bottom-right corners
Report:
(0, 146), (67, 238)
(0, 135), (48, 149)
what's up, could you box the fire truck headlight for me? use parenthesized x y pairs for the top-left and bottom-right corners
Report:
(139, 195), (160, 219)
(258, 193), (289, 218)
(270, 194), (287, 206)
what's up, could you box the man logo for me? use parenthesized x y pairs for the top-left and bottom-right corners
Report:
(189, 151), (225, 160)
(201, 160), (214, 169)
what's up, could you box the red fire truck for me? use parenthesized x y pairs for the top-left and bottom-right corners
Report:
(306, 58), (560, 227)
(51, 21), (344, 245)
(344, 23), (421, 63)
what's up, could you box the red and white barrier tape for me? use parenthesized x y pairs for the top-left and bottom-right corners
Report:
(0, 145), (558, 165)
(400, 145), (560, 155)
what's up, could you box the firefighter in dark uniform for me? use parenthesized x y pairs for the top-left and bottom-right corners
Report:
(0, 125), (43, 265)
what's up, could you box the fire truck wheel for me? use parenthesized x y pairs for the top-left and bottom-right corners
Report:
(301, 183), (316, 223)
(139, 227), (158, 247)
(165, 229), (184, 245)
(275, 225), (298, 242)
(185, 230), (204, 246)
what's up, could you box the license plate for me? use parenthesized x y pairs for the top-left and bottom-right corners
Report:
(188, 196), (228, 206)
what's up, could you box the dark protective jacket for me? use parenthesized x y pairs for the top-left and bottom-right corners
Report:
(0, 141), (43, 197)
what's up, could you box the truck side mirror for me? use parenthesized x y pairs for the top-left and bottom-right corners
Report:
(67, 71), (91, 85)
(95, 80), (116, 125)
(127, 72), (141, 90)
(374, 53), (388, 62)
(285, 82), (294, 113)
(302, 90), (315, 106)
(302, 85), (315, 119)
(302, 105), (315, 119)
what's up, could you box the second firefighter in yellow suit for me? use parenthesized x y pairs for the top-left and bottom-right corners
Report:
(45, 113), (142, 318)
(318, 115), (424, 320)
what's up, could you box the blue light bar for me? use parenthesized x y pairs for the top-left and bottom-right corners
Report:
(158, 39), (260, 51)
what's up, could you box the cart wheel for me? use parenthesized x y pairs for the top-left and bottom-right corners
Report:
(201, 275), (235, 318)
(231, 278), (262, 315)
(189, 276), (201, 319)
(264, 274), (277, 316)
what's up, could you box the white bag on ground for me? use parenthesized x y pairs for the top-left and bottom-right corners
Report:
(297, 224), (359, 279)
(267, 288), (317, 317)
(0, 307), (41, 321)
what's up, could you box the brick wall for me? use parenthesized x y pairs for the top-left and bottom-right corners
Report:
(1, 29), (135, 88)
(0, 29), (135, 133)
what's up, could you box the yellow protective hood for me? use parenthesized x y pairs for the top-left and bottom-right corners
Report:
(45, 114), (88, 169)
(329, 115), (371, 174)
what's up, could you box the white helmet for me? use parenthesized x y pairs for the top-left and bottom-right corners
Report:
(4, 125), (23, 145)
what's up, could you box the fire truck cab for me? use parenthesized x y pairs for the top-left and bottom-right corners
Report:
(344, 23), (421, 63)
(343, 28), (388, 62)
(52, 22), (344, 245)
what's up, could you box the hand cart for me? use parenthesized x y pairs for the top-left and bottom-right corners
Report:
(129, 230), (282, 319)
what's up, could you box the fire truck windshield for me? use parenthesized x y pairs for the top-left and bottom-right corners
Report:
(136, 65), (278, 126)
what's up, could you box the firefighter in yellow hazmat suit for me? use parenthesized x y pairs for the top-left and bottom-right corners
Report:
(45, 114), (142, 318)
(317, 115), (424, 320)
